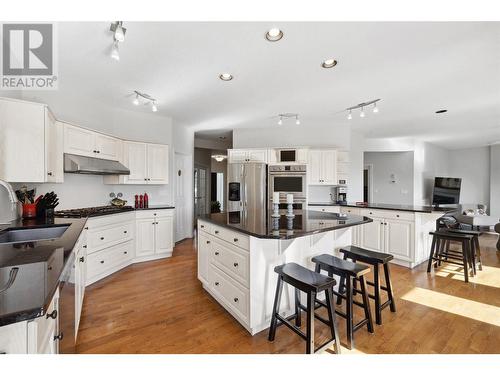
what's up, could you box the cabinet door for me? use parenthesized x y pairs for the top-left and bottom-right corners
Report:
(46, 117), (64, 183)
(197, 233), (210, 284)
(247, 149), (268, 163)
(94, 133), (120, 161)
(124, 142), (148, 184)
(321, 150), (337, 185)
(75, 242), (86, 337)
(385, 219), (414, 260)
(147, 144), (169, 184)
(155, 216), (173, 254)
(64, 124), (96, 157)
(136, 218), (156, 257)
(360, 217), (385, 252)
(0, 99), (46, 182)
(308, 150), (322, 185)
(228, 149), (248, 163)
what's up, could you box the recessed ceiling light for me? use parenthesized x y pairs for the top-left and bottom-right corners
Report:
(219, 73), (233, 81)
(265, 28), (283, 42)
(322, 59), (338, 68)
(435, 109), (448, 114)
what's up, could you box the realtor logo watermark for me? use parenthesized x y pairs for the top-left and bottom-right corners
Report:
(1, 23), (58, 89)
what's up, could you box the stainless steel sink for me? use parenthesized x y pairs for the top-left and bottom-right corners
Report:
(0, 224), (70, 244)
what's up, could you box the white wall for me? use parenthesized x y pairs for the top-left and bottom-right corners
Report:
(448, 146), (491, 207)
(490, 145), (500, 217)
(364, 151), (414, 205)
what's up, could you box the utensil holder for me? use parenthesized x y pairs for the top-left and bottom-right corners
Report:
(22, 203), (37, 218)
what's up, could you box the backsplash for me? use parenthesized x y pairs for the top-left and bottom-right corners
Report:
(308, 186), (335, 203)
(13, 173), (173, 210)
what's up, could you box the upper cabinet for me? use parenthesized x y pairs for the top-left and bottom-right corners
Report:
(228, 149), (268, 164)
(336, 150), (350, 185)
(64, 123), (121, 161)
(104, 141), (169, 185)
(307, 149), (337, 185)
(0, 98), (63, 183)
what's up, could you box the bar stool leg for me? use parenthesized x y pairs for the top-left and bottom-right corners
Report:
(359, 275), (374, 333)
(306, 291), (316, 354)
(295, 288), (302, 327)
(461, 239), (469, 283)
(268, 276), (284, 341)
(337, 253), (348, 305)
(427, 235), (437, 273)
(383, 263), (396, 313)
(325, 287), (341, 354)
(475, 236), (483, 271)
(438, 238), (445, 266)
(345, 275), (354, 350)
(470, 238), (477, 276)
(373, 264), (382, 325)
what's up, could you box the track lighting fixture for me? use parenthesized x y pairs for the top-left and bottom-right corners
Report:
(346, 99), (381, 119)
(277, 113), (300, 126)
(277, 116), (283, 126)
(132, 91), (158, 112)
(109, 22), (126, 61)
(295, 115), (300, 125)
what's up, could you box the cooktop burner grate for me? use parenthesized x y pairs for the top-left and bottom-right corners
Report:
(54, 205), (134, 218)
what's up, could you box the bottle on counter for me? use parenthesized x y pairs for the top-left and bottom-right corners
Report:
(135, 194), (139, 209)
(144, 192), (149, 208)
(139, 194), (144, 209)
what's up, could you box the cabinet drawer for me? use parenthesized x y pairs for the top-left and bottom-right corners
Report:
(210, 225), (249, 250)
(340, 207), (360, 215)
(208, 264), (249, 323)
(308, 205), (340, 213)
(135, 209), (174, 220)
(88, 221), (134, 253)
(210, 239), (249, 287)
(197, 220), (211, 233)
(0, 321), (27, 354)
(86, 241), (133, 281)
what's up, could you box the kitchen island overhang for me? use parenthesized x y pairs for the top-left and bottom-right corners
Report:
(197, 210), (372, 335)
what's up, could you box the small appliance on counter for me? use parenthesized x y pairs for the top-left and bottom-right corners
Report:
(332, 186), (348, 204)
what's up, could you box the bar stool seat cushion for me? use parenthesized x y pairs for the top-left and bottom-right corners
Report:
(312, 254), (371, 277)
(340, 246), (394, 264)
(274, 263), (336, 293)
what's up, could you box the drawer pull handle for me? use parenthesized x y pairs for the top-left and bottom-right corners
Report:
(54, 332), (64, 341)
(124, 251), (128, 254)
(206, 241), (210, 244)
(233, 262), (239, 267)
(215, 230), (219, 234)
(233, 297), (239, 303)
(79, 256), (85, 263)
(46, 310), (57, 320)
(201, 225), (205, 228)
(100, 237), (104, 240)
(100, 260), (104, 264)
(124, 230), (128, 234)
(152, 222), (155, 225)
(215, 282), (219, 286)
(233, 238), (238, 242)
(83, 245), (87, 249)
(396, 215), (400, 217)
(153, 213), (157, 216)
(215, 251), (219, 256)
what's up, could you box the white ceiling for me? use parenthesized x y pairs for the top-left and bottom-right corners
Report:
(33, 22), (500, 149)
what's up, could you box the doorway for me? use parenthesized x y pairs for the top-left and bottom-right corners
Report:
(210, 172), (224, 212)
(363, 164), (373, 203)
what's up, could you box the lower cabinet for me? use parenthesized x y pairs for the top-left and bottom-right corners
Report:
(74, 230), (87, 338)
(135, 210), (174, 259)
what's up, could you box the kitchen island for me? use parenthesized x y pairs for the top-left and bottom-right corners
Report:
(197, 209), (371, 335)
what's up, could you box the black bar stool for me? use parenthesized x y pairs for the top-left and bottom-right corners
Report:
(444, 228), (483, 272)
(268, 262), (341, 354)
(339, 246), (396, 325)
(427, 231), (475, 282)
(311, 254), (374, 350)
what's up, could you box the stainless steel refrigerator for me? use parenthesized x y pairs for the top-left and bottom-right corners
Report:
(227, 163), (267, 213)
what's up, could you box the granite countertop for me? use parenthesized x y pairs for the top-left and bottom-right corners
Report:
(199, 209), (372, 239)
(0, 217), (87, 326)
(308, 202), (458, 213)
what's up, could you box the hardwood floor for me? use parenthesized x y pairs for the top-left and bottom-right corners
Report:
(76, 234), (500, 354)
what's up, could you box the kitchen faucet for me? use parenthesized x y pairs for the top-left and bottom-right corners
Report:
(0, 179), (21, 223)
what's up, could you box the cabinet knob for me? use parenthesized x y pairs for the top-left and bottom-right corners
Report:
(215, 251), (219, 256)
(100, 260), (104, 264)
(396, 214), (400, 217)
(100, 237), (104, 240)
(84, 227), (89, 230)
(153, 213), (157, 216)
(152, 222), (155, 225)
(233, 262), (238, 267)
(93, 150), (97, 153)
(54, 332), (64, 341)
(215, 230), (219, 234)
(233, 297), (239, 303)
(206, 240), (210, 244)
(124, 251), (128, 254)
(47, 172), (53, 176)
(233, 238), (238, 242)
(384, 222), (387, 225)
(144, 178), (147, 181)
(46, 310), (57, 320)
(380, 222), (384, 225)
(200, 225), (204, 228)
(215, 282), (219, 286)
(124, 230), (128, 234)
(83, 245), (87, 248)
(79, 256), (85, 262)
(97, 150), (100, 154)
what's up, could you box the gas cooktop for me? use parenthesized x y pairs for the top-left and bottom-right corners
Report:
(54, 205), (134, 218)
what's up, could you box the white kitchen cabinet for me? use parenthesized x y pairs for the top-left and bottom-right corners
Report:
(307, 149), (337, 185)
(63, 123), (121, 161)
(136, 217), (156, 257)
(0, 98), (63, 183)
(228, 149), (268, 164)
(340, 206), (362, 246)
(74, 229), (87, 337)
(155, 216), (174, 254)
(135, 210), (175, 260)
(0, 321), (28, 353)
(384, 218), (414, 261)
(197, 232), (211, 284)
(308, 205), (341, 213)
(360, 217), (385, 252)
(104, 141), (169, 185)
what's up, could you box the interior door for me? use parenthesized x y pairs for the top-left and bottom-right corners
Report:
(155, 216), (173, 254)
(147, 144), (169, 184)
(136, 218), (156, 257)
(124, 142), (147, 184)
(175, 153), (193, 242)
(194, 166), (208, 218)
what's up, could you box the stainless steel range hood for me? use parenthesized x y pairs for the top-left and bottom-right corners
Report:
(64, 153), (130, 175)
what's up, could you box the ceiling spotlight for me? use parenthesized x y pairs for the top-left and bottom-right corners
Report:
(110, 41), (120, 61)
(219, 73), (233, 81)
(265, 28), (283, 42)
(347, 110), (352, 120)
(151, 101), (158, 112)
(277, 116), (283, 126)
(295, 115), (300, 125)
(360, 107), (365, 118)
(373, 102), (379, 113)
(132, 94), (139, 106)
(110, 21), (126, 42)
(435, 109), (448, 114)
(322, 59), (338, 69)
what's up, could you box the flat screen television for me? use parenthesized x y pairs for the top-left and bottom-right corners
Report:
(432, 177), (461, 206)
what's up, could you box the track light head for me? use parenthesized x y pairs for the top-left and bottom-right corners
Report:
(110, 41), (120, 61)
(347, 110), (352, 120)
(373, 102), (379, 113)
(110, 21), (126, 42)
(151, 101), (158, 112)
(360, 107), (365, 118)
(295, 115), (300, 125)
(277, 116), (283, 126)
